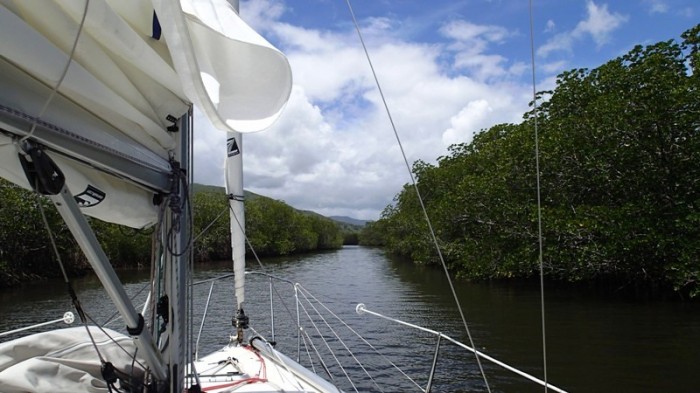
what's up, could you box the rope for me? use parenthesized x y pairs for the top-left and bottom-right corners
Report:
(35, 191), (69, 282)
(528, 1), (549, 390)
(83, 313), (148, 370)
(18, 0), (135, 368)
(21, 0), (90, 144)
(166, 170), (193, 257)
(343, 1), (491, 391)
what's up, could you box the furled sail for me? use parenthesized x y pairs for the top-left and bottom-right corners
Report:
(0, 0), (292, 228)
(226, 131), (246, 308)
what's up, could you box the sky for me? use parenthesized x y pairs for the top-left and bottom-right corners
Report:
(193, 0), (698, 221)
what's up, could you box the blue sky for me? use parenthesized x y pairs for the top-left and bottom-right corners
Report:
(193, 0), (698, 220)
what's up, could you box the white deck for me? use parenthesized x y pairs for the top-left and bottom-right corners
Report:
(192, 343), (340, 393)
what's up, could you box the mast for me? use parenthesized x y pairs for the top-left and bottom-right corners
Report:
(226, 0), (248, 342)
(163, 110), (193, 392)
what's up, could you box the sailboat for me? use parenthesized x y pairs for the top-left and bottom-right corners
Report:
(0, 0), (338, 391)
(0, 0), (571, 392)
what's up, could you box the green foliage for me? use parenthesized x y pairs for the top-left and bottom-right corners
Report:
(0, 181), (344, 287)
(343, 232), (359, 245)
(358, 220), (387, 246)
(375, 25), (700, 298)
(192, 189), (230, 261)
(91, 220), (152, 268)
(246, 198), (343, 256)
(0, 181), (84, 286)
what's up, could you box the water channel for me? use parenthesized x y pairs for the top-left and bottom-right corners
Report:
(1, 245), (698, 392)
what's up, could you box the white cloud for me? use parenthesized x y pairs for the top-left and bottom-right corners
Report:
(678, 7), (694, 18)
(193, 108), (226, 186)
(573, 1), (628, 47)
(538, 1), (628, 57)
(643, 0), (669, 14)
(537, 33), (575, 58)
(239, 0), (285, 33)
(440, 20), (509, 44)
(541, 60), (569, 75)
(545, 20), (556, 33)
(439, 20), (522, 81)
(191, 1), (533, 220)
(442, 100), (493, 146)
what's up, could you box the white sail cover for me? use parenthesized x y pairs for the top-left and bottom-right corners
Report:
(0, 0), (292, 228)
(0, 327), (144, 393)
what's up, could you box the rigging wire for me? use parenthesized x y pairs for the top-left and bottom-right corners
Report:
(300, 332), (318, 374)
(33, 187), (103, 363)
(342, 1), (491, 391)
(296, 287), (383, 392)
(82, 312), (148, 370)
(33, 192), (149, 387)
(229, 201), (413, 391)
(296, 284), (420, 391)
(192, 203), (229, 244)
(228, 205), (299, 325)
(34, 185), (149, 377)
(299, 325), (336, 382)
(296, 299), (359, 393)
(528, 0), (549, 390)
(223, 144), (351, 390)
(101, 282), (150, 326)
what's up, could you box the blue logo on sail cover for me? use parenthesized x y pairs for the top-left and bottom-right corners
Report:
(75, 185), (106, 207)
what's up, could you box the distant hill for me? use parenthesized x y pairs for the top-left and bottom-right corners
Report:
(329, 216), (368, 228)
(192, 184), (366, 229)
(192, 183), (264, 200)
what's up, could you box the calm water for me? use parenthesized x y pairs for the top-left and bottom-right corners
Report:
(1, 246), (698, 392)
